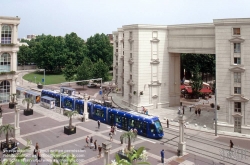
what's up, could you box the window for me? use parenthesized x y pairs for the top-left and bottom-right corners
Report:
(116, 42), (118, 48)
(234, 43), (241, 53)
(130, 75), (132, 79)
(234, 58), (241, 65)
(234, 73), (241, 83)
(116, 49), (118, 52)
(234, 102), (241, 113)
(130, 53), (132, 58)
(130, 43), (132, 50)
(154, 120), (163, 134)
(1, 25), (12, 44)
(0, 53), (11, 72)
(130, 64), (132, 72)
(150, 124), (155, 133)
(129, 31), (132, 39)
(234, 87), (241, 94)
(94, 109), (104, 117)
(233, 28), (241, 35)
(0, 80), (10, 103)
(130, 86), (132, 93)
(116, 115), (121, 123)
(75, 103), (83, 114)
(64, 100), (73, 109)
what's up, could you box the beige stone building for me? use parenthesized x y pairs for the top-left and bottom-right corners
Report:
(113, 18), (250, 134)
(0, 16), (20, 104)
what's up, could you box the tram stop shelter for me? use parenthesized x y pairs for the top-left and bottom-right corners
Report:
(25, 90), (41, 104)
(40, 96), (56, 109)
(16, 86), (26, 99)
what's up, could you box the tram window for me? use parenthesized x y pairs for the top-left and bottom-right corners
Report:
(65, 100), (72, 108)
(150, 124), (155, 133)
(155, 120), (163, 134)
(116, 115), (121, 123)
(94, 109), (104, 117)
(129, 119), (135, 127)
(138, 122), (143, 129)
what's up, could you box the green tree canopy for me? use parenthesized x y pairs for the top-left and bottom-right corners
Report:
(86, 33), (113, 66)
(92, 59), (109, 81)
(190, 65), (203, 98)
(75, 57), (93, 85)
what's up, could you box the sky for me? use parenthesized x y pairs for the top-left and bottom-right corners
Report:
(1, 0), (250, 40)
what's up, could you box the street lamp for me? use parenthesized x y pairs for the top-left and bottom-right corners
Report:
(34, 76), (36, 84)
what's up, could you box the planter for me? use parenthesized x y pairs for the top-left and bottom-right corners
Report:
(1, 141), (17, 154)
(37, 84), (43, 89)
(24, 109), (33, 116)
(9, 103), (16, 109)
(64, 126), (76, 135)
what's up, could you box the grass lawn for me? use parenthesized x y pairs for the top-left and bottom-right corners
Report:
(23, 72), (66, 85)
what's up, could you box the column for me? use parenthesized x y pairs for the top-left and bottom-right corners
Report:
(12, 79), (16, 94)
(178, 115), (186, 156)
(12, 51), (17, 71)
(104, 150), (110, 165)
(0, 23), (2, 44)
(83, 94), (89, 121)
(12, 24), (17, 44)
(14, 106), (20, 137)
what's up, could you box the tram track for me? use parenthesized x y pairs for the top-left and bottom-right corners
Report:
(159, 128), (250, 165)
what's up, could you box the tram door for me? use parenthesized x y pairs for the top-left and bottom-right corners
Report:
(109, 113), (115, 126)
(121, 117), (128, 131)
(142, 122), (147, 136)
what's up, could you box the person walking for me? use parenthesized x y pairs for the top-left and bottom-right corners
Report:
(90, 136), (93, 144)
(167, 119), (169, 128)
(36, 150), (41, 164)
(230, 140), (234, 150)
(160, 149), (164, 164)
(195, 109), (198, 116)
(120, 135), (123, 144)
(97, 120), (100, 129)
(94, 140), (97, 151)
(98, 145), (102, 157)
(198, 108), (201, 116)
(109, 132), (113, 141)
(86, 136), (89, 147)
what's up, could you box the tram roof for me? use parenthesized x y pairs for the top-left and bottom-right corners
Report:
(41, 96), (56, 101)
(26, 90), (40, 96)
(17, 86), (26, 92)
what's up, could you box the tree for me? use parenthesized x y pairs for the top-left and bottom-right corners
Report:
(190, 65), (203, 98)
(63, 58), (76, 82)
(75, 57), (93, 86)
(0, 124), (15, 146)
(65, 110), (78, 129)
(17, 45), (32, 66)
(86, 33), (113, 67)
(22, 97), (34, 111)
(92, 59), (109, 81)
(120, 132), (137, 151)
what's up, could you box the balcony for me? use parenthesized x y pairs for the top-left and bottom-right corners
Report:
(120, 55), (124, 60)
(150, 59), (160, 64)
(128, 58), (134, 64)
(127, 79), (135, 86)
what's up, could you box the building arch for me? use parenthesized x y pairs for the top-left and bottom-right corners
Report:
(1, 25), (12, 44)
(0, 80), (10, 103)
(0, 53), (11, 72)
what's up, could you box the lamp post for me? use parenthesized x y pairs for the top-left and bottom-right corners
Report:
(34, 76), (36, 84)
(178, 113), (186, 156)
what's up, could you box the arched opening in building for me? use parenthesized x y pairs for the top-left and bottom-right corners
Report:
(0, 80), (10, 103)
(0, 53), (11, 72)
(1, 25), (12, 44)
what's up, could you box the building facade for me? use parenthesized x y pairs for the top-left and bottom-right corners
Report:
(113, 18), (250, 134)
(0, 16), (20, 104)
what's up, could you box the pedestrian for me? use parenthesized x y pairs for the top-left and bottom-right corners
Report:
(167, 119), (169, 128)
(190, 107), (191, 112)
(98, 145), (102, 157)
(230, 140), (234, 150)
(33, 143), (39, 157)
(94, 140), (97, 150)
(86, 136), (89, 147)
(90, 136), (93, 143)
(160, 149), (164, 164)
(120, 135), (123, 144)
(182, 106), (185, 115)
(133, 128), (138, 136)
(198, 108), (201, 116)
(195, 109), (198, 116)
(97, 120), (100, 129)
(36, 150), (41, 164)
(109, 132), (113, 141)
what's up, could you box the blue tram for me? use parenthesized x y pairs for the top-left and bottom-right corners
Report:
(40, 89), (164, 139)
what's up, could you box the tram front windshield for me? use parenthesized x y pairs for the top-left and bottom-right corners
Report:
(154, 120), (163, 134)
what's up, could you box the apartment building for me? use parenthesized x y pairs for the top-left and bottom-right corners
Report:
(113, 18), (250, 134)
(0, 16), (20, 103)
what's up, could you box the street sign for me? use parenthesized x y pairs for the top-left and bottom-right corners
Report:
(99, 90), (102, 95)
(42, 78), (44, 82)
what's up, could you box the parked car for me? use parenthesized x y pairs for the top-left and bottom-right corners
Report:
(87, 83), (97, 88)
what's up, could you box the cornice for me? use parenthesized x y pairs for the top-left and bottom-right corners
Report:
(150, 59), (160, 64)
(150, 38), (160, 43)
(232, 113), (243, 118)
(229, 37), (245, 43)
(149, 81), (161, 86)
(128, 38), (134, 43)
(229, 66), (245, 72)
(226, 95), (249, 102)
